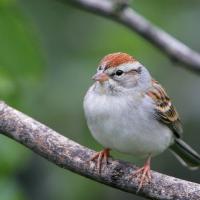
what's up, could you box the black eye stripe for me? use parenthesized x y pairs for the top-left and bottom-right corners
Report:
(136, 66), (142, 73)
(98, 66), (103, 70)
(110, 67), (142, 77)
(129, 67), (142, 74)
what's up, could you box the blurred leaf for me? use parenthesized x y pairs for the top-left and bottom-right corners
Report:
(0, 69), (15, 99)
(0, 1), (44, 105)
(0, 1), (44, 199)
(0, 176), (25, 200)
(0, 135), (29, 176)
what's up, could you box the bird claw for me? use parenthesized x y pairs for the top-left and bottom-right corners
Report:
(88, 148), (110, 173)
(132, 156), (152, 192)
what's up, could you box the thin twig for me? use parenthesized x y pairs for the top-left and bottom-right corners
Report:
(0, 101), (199, 200)
(62, 0), (200, 73)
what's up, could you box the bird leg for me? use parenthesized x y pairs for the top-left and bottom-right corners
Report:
(132, 155), (151, 192)
(89, 148), (110, 173)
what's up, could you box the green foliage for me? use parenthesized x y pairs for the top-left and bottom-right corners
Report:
(0, 177), (25, 200)
(0, 1), (44, 200)
(0, 0), (44, 105)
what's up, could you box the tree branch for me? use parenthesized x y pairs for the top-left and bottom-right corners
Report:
(0, 101), (199, 200)
(62, 0), (200, 73)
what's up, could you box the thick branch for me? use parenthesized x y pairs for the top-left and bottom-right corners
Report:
(0, 101), (199, 200)
(63, 0), (200, 73)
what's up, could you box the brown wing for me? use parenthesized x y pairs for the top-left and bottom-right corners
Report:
(146, 79), (183, 138)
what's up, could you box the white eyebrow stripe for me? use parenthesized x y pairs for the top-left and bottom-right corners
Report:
(119, 62), (142, 72)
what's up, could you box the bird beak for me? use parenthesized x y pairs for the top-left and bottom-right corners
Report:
(92, 72), (109, 82)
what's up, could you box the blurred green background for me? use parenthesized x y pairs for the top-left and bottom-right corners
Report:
(0, 0), (200, 199)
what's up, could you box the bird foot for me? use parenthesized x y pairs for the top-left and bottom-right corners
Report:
(132, 157), (151, 192)
(89, 148), (110, 173)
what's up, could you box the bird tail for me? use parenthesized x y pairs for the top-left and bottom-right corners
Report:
(170, 138), (200, 170)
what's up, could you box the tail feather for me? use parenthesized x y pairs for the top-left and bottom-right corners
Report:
(170, 138), (200, 170)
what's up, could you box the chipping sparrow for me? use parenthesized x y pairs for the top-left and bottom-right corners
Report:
(83, 52), (200, 191)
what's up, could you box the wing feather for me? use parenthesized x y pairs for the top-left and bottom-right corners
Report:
(146, 79), (183, 138)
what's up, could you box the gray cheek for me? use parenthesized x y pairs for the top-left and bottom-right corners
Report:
(117, 75), (138, 88)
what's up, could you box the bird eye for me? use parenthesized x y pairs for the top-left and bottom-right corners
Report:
(115, 70), (124, 76)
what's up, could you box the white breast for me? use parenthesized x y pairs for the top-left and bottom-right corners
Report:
(83, 85), (173, 158)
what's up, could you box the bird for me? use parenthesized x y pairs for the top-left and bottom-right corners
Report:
(83, 52), (200, 191)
